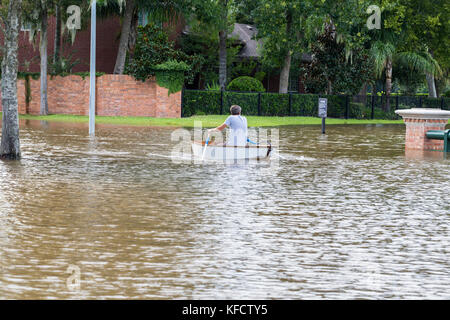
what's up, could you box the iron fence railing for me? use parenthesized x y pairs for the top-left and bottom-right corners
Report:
(181, 89), (450, 119)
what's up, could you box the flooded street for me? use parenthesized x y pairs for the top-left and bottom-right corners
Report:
(0, 120), (449, 299)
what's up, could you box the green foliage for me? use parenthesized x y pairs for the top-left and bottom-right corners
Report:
(227, 76), (265, 92)
(230, 60), (259, 80)
(443, 90), (450, 98)
(177, 31), (239, 88)
(126, 24), (204, 85)
(393, 63), (424, 95)
(291, 94), (317, 116)
(253, 0), (312, 72)
(182, 90), (222, 117)
(205, 81), (221, 91)
(254, 71), (266, 82)
(302, 27), (373, 95)
(260, 93), (289, 116)
(234, 0), (258, 24)
(224, 92), (259, 115)
(49, 52), (81, 76)
(153, 60), (190, 95)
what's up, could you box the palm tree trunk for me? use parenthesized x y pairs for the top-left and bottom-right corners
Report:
(218, 29), (227, 90)
(40, 5), (48, 115)
(1, 0), (22, 160)
(279, 11), (292, 94)
(385, 58), (392, 112)
(426, 72), (437, 98)
(53, 3), (61, 64)
(113, 0), (135, 74)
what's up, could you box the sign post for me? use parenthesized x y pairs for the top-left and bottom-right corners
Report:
(89, 0), (96, 136)
(318, 98), (327, 134)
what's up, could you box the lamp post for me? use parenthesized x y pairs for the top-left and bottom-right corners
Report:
(89, 0), (96, 136)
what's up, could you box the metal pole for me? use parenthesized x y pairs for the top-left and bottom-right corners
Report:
(89, 0), (96, 136)
(322, 117), (326, 134)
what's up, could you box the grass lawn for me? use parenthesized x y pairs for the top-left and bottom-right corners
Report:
(12, 113), (407, 127)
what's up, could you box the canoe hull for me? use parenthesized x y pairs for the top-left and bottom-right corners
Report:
(192, 142), (272, 160)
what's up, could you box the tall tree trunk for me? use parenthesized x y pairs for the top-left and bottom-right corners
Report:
(40, 5), (48, 115)
(218, 0), (228, 91)
(53, 3), (61, 64)
(384, 57), (392, 112)
(128, 11), (138, 51)
(426, 72), (437, 98)
(218, 29), (227, 90)
(1, 0), (23, 160)
(279, 11), (292, 94)
(279, 52), (292, 93)
(325, 79), (333, 95)
(113, 0), (135, 74)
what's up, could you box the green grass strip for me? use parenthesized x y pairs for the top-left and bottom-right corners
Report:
(4, 113), (409, 127)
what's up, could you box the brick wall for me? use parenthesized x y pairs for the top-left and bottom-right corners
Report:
(403, 118), (447, 151)
(0, 75), (181, 118)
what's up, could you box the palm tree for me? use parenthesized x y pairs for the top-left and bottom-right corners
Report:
(22, 0), (54, 115)
(370, 39), (441, 111)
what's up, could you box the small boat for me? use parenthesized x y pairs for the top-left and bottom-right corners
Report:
(192, 141), (272, 160)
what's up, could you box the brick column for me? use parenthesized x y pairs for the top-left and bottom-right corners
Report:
(396, 108), (450, 152)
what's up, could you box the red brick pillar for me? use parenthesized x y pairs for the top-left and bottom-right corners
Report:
(396, 108), (450, 152)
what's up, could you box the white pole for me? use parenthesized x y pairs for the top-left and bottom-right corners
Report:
(89, 0), (96, 135)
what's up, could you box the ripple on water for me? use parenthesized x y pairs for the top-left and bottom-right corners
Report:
(0, 121), (449, 299)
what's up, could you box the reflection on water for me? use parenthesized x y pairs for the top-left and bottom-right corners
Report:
(0, 120), (449, 299)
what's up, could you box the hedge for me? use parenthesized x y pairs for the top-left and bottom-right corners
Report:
(182, 89), (450, 118)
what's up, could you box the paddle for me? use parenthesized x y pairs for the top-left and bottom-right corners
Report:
(202, 134), (210, 160)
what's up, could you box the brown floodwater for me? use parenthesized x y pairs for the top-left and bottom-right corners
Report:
(0, 120), (449, 299)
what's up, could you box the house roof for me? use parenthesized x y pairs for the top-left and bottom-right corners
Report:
(230, 23), (262, 58)
(183, 23), (312, 61)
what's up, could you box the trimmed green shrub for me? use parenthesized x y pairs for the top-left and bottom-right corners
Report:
(323, 95), (346, 118)
(182, 90), (221, 117)
(181, 89), (423, 118)
(291, 94), (317, 116)
(349, 102), (364, 119)
(227, 76), (265, 92)
(261, 93), (289, 116)
(224, 92), (259, 115)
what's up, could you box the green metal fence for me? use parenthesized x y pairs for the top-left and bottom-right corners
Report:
(181, 89), (450, 119)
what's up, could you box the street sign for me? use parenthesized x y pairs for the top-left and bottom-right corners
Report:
(318, 98), (327, 118)
(319, 98), (327, 134)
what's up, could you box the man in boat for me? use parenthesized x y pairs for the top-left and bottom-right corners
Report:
(208, 105), (248, 146)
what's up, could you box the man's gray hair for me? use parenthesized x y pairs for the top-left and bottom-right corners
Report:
(230, 105), (241, 115)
